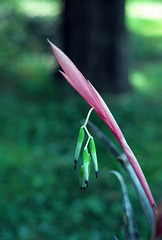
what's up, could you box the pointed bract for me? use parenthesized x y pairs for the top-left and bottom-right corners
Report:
(47, 39), (123, 139)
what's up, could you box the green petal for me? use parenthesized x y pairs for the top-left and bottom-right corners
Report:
(74, 127), (85, 169)
(83, 148), (91, 188)
(90, 138), (98, 178)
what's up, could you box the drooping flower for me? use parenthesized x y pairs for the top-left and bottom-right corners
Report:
(83, 148), (91, 188)
(74, 127), (85, 170)
(89, 137), (98, 178)
(48, 39), (157, 216)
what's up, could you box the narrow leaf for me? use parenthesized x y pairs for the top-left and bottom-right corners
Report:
(109, 171), (139, 240)
(114, 236), (119, 240)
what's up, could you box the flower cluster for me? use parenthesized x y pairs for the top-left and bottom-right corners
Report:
(74, 108), (98, 189)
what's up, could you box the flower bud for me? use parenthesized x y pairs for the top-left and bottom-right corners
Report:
(74, 127), (85, 170)
(90, 138), (98, 178)
(83, 148), (91, 188)
(80, 165), (86, 190)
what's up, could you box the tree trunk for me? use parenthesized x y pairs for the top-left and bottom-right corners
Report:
(63, 0), (131, 93)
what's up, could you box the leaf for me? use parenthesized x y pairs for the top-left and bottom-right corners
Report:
(121, 154), (155, 230)
(114, 235), (119, 240)
(108, 171), (139, 240)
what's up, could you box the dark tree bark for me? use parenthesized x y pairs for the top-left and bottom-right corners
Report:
(63, 0), (131, 93)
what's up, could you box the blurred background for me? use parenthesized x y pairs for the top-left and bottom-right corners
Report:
(0, 0), (162, 239)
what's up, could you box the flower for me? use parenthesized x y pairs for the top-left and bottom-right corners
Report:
(48, 39), (157, 216)
(74, 127), (85, 170)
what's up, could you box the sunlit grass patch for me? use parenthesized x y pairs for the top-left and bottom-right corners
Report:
(126, 0), (162, 96)
(126, 1), (162, 36)
(130, 62), (162, 94)
(126, 2), (162, 20)
(18, 0), (62, 17)
(126, 18), (162, 37)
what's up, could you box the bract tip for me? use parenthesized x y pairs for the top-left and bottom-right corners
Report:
(47, 38), (52, 44)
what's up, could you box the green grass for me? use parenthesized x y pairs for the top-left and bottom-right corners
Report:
(0, 0), (162, 239)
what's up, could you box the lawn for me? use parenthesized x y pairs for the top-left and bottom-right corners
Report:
(0, 0), (162, 239)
